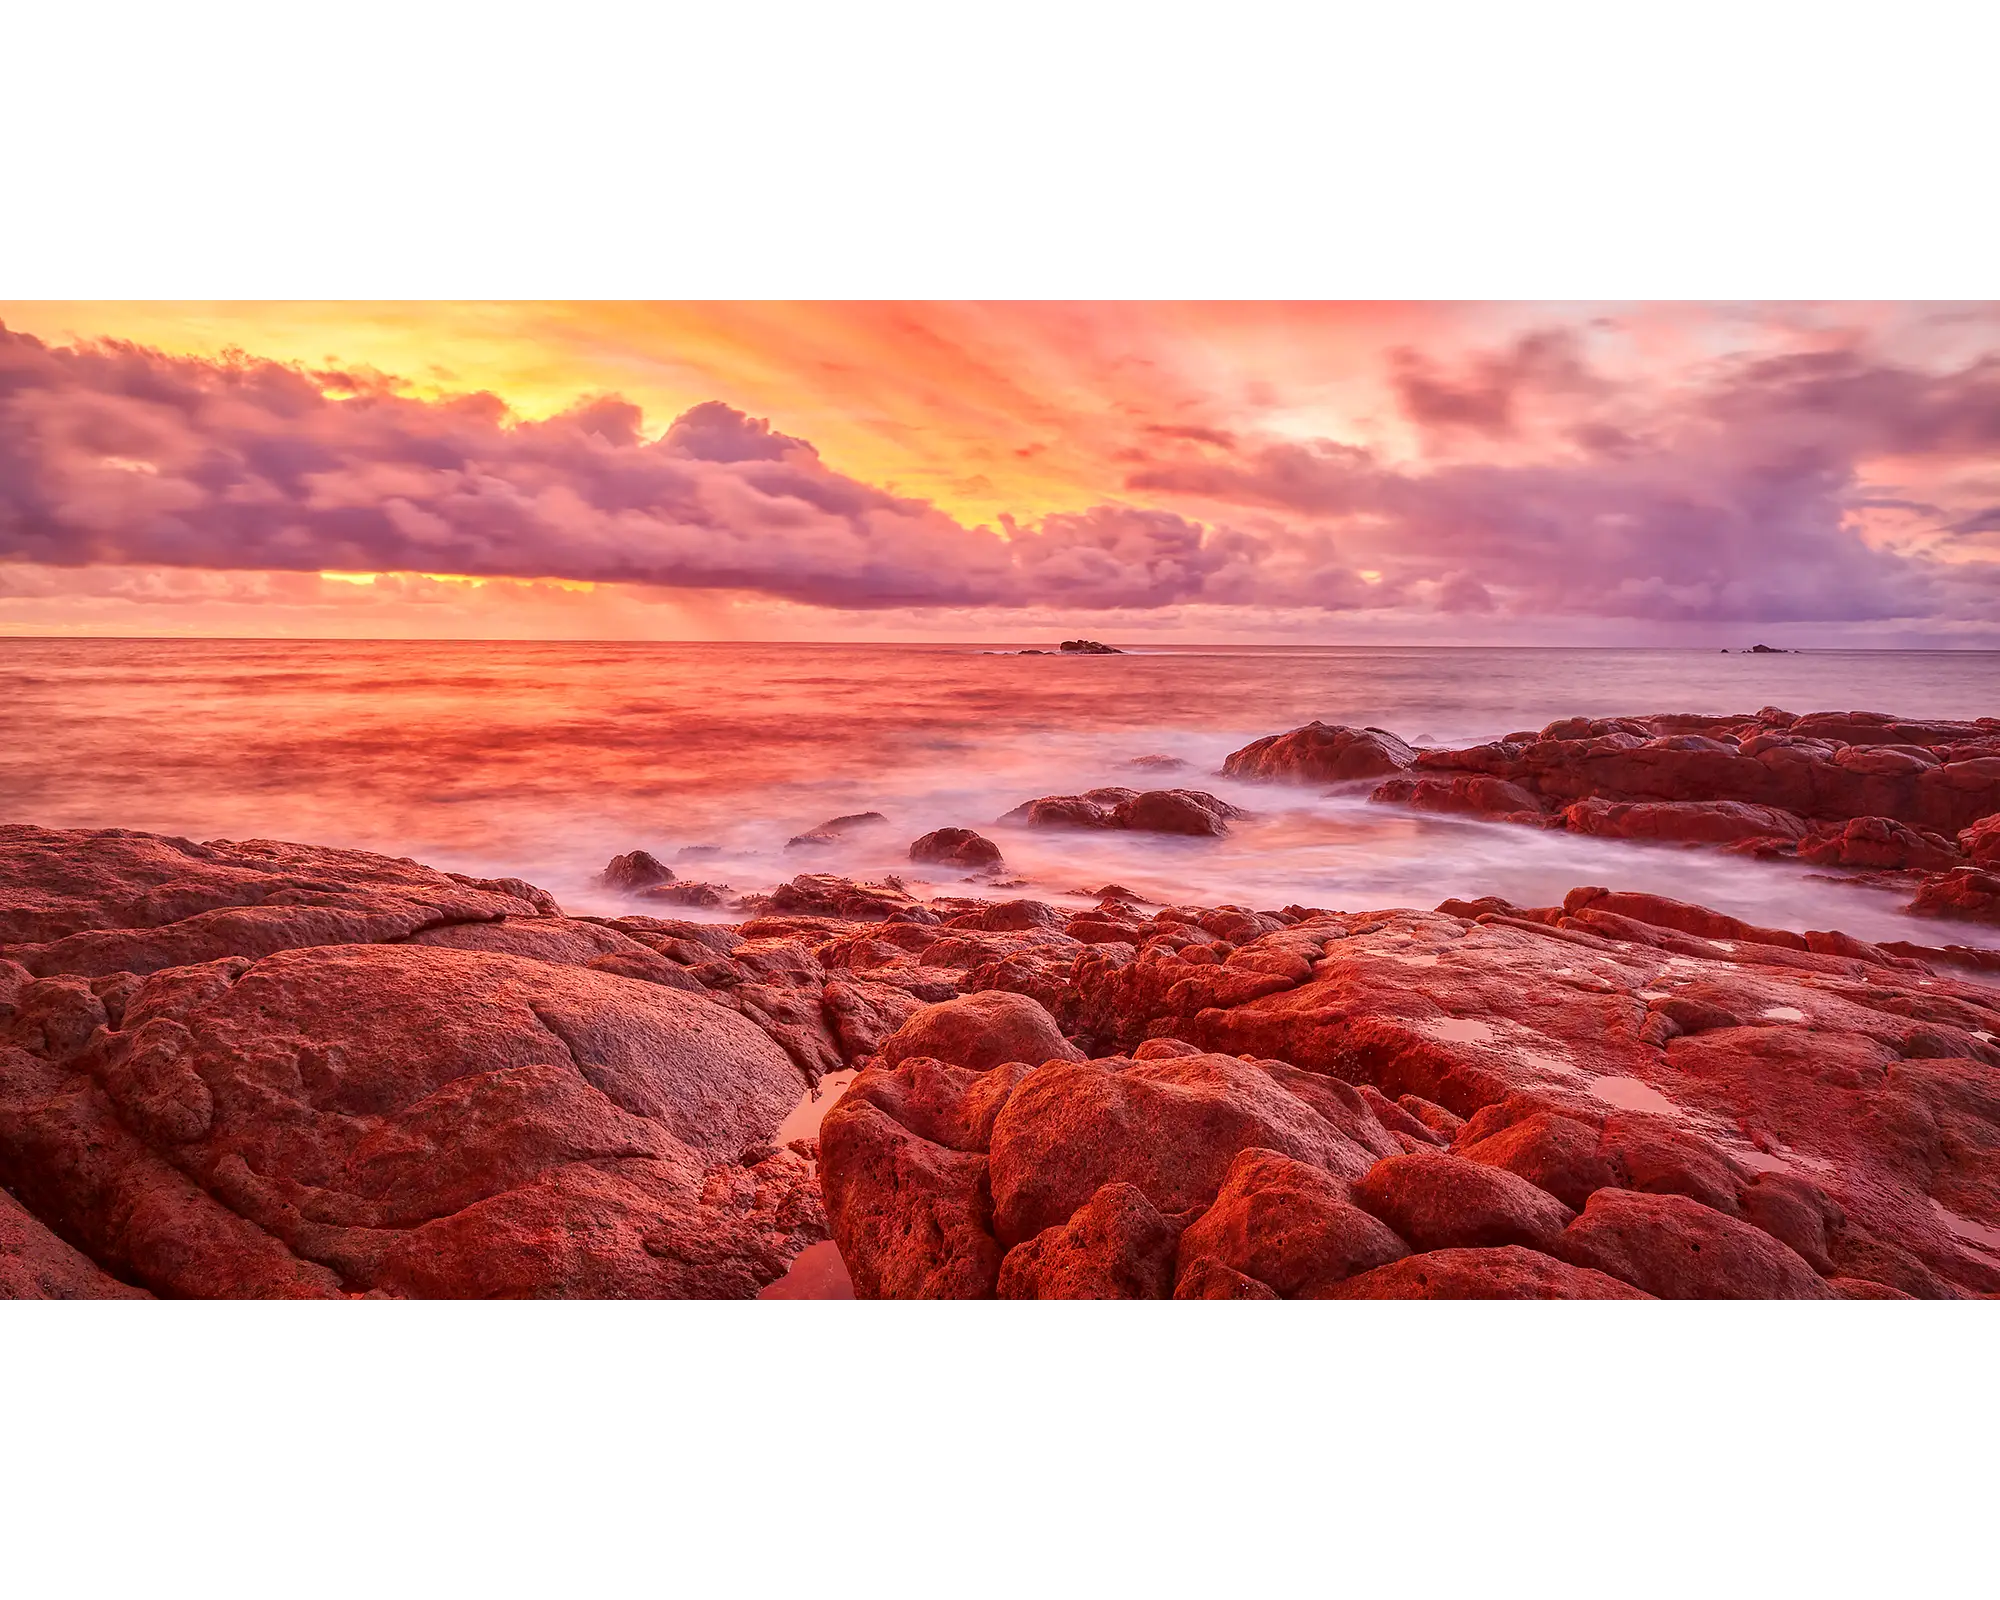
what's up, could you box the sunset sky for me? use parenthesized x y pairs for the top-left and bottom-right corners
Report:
(2, 301), (1996, 644)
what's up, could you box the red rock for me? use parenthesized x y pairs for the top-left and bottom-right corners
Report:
(1558, 1189), (1835, 1298)
(1403, 711), (2000, 837)
(1737, 1171), (1844, 1273)
(987, 1051), (1395, 1246)
(1397, 1094), (1466, 1140)
(786, 812), (889, 850)
(997, 1182), (1182, 1298)
(1906, 868), (2000, 926)
(999, 788), (1136, 829)
(1796, 816), (1964, 871)
(0, 934), (820, 1299)
(1829, 1276), (1916, 1299)
(1355, 1082), (1448, 1145)
(1352, 1149), (1576, 1252)
(908, 827), (1004, 869)
(818, 1071), (1008, 1299)
(638, 881), (729, 908)
(1223, 722), (1416, 784)
(0, 825), (561, 979)
(1598, 1112), (1748, 1215)
(1066, 911), (1149, 945)
(1325, 1245), (1651, 1299)
(767, 874), (920, 920)
(599, 851), (674, 893)
(834, 1055), (1032, 1153)
(1, 1185), (150, 1298)
(1173, 1257), (1280, 1298)
(1562, 798), (1810, 847)
(0, 825), (556, 946)
(949, 899), (1067, 933)
(1370, 775), (1545, 821)
(999, 788), (1243, 837)
(1960, 813), (2000, 868)
(1174, 1146), (1407, 1296)
(820, 977), (925, 1061)
(1114, 789), (1245, 837)
(1560, 887), (1809, 951)
(1459, 1108), (1618, 1211)
(876, 990), (1083, 1074)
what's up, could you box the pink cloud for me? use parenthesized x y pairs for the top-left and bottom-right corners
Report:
(3, 316), (1999, 633)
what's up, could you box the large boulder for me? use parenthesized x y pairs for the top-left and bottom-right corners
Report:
(1223, 723), (1416, 785)
(876, 990), (1083, 1074)
(997, 1182), (1183, 1298)
(1960, 813), (2000, 868)
(986, 1051), (1396, 1246)
(1351, 1149), (1576, 1253)
(908, 828), (1004, 869)
(598, 851), (674, 893)
(1561, 798), (1811, 847)
(1326, 1246), (1652, 1299)
(998, 788), (1244, 837)
(1174, 1146), (1407, 1296)
(0, 1186), (149, 1299)
(818, 1055), (1032, 1299)
(1115, 789), (1245, 837)
(0, 824), (560, 978)
(1796, 817), (1963, 871)
(1370, 775), (1544, 822)
(1558, 1189), (1835, 1299)
(1906, 868), (2000, 926)
(0, 937), (820, 1299)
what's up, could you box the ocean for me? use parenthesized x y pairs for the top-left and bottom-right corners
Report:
(4, 638), (1996, 949)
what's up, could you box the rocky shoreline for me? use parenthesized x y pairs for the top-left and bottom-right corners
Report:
(4, 704), (1998, 1300)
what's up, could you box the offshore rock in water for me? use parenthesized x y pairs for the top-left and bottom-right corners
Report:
(1906, 868), (2000, 926)
(786, 812), (890, 851)
(638, 880), (731, 908)
(1223, 722), (1417, 784)
(1058, 639), (1122, 654)
(908, 827), (1005, 869)
(599, 850), (675, 893)
(1333, 705), (2000, 930)
(1000, 787), (1246, 837)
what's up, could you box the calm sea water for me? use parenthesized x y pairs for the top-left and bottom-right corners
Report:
(3, 640), (1996, 948)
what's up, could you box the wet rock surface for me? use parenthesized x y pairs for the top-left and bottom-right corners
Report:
(1000, 787), (1247, 837)
(1347, 707), (2000, 933)
(908, 827), (1004, 869)
(815, 866), (2000, 1299)
(1, 827), (829, 1299)
(9, 768), (2000, 1300)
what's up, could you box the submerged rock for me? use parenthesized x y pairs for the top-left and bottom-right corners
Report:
(786, 812), (890, 850)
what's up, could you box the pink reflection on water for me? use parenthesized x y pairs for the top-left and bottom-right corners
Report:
(759, 1240), (855, 1300)
(5, 638), (1997, 951)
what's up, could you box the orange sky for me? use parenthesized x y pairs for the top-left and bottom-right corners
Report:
(1, 301), (1996, 643)
(0, 301), (1502, 521)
